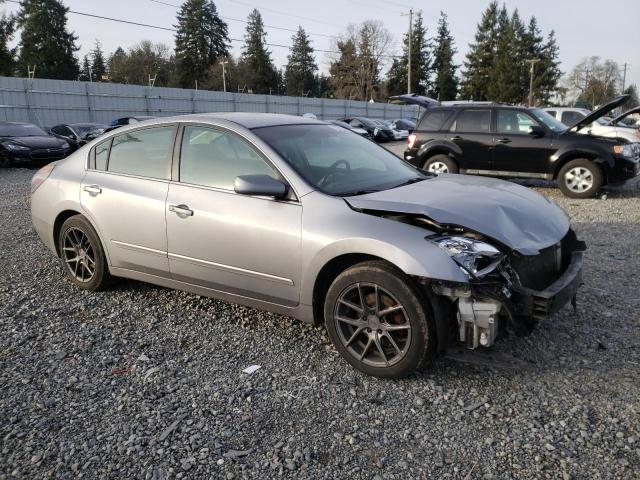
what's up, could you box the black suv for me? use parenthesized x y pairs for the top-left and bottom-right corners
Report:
(402, 95), (640, 198)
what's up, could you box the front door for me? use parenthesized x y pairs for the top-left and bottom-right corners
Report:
(492, 109), (554, 176)
(447, 109), (494, 171)
(165, 125), (302, 306)
(80, 125), (177, 277)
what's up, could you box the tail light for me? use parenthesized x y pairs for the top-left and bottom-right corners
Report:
(31, 163), (56, 193)
(407, 134), (417, 149)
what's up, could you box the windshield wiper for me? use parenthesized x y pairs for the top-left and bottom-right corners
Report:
(339, 188), (381, 197)
(390, 177), (428, 189)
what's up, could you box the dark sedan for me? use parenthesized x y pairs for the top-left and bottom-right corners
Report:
(0, 122), (72, 168)
(337, 117), (395, 142)
(50, 123), (107, 148)
(104, 116), (157, 133)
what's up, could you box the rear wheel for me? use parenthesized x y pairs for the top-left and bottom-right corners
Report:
(423, 154), (458, 174)
(558, 159), (603, 198)
(58, 215), (112, 291)
(324, 261), (435, 378)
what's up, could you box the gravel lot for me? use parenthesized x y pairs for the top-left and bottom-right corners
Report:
(1, 159), (639, 479)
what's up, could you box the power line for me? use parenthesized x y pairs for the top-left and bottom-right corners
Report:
(223, 0), (348, 29)
(149, 0), (337, 39)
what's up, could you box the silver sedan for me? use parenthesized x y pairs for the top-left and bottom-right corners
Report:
(31, 113), (585, 378)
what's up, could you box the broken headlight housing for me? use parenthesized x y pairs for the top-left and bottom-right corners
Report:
(431, 236), (504, 279)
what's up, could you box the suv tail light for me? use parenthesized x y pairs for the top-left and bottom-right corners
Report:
(31, 163), (56, 193)
(407, 134), (417, 149)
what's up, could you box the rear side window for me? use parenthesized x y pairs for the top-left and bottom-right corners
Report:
(94, 138), (111, 170)
(561, 111), (586, 125)
(418, 110), (452, 131)
(107, 126), (176, 179)
(450, 109), (491, 133)
(546, 110), (557, 118)
(179, 126), (275, 190)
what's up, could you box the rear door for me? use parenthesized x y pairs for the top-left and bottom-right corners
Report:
(447, 109), (494, 170)
(492, 109), (554, 175)
(80, 125), (177, 277)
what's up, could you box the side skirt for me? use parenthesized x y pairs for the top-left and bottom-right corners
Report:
(461, 169), (553, 180)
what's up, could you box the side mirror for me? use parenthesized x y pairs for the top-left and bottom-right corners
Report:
(528, 125), (545, 137)
(234, 174), (288, 199)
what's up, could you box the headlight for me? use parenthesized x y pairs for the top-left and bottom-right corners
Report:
(5, 143), (30, 151)
(613, 144), (638, 158)
(431, 236), (504, 278)
(60, 142), (70, 149)
(373, 128), (379, 136)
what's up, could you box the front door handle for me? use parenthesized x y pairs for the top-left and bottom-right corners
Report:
(83, 184), (102, 195)
(168, 204), (194, 217)
(450, 135), (462, 141)
(497, 137), (512, 144)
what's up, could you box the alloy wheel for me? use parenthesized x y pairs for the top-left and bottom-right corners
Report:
(564, 167), (593, 193)
(427, 161), (449, 174)
(333, 283), (411, 367)
(62, 227), (96, 282)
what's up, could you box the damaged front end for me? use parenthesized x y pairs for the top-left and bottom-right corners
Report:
(429, 228), (586, 349)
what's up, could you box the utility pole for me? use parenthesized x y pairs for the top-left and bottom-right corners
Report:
(526, 58), (540, 106)
(401, 9), (413, 94)
(621, 62), (628, 92)
(221, 59), (228, 92)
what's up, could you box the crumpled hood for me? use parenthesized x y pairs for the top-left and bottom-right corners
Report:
(3, 135), (67, 148)
(345, 174), (570, 255)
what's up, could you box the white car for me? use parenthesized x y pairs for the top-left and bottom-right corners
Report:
(544, 105), (640, 144)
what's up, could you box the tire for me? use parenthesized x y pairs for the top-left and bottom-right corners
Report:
(324, 261), (436, 378)
(58, 215), (112, 291)
(557, 159), (603, 199)
(423, 154), (458, 174)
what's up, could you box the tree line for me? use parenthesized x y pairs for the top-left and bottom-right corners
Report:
(0, 0), (634, 108)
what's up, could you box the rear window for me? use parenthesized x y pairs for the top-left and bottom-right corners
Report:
(107, 126), (176, 179)
(418, 110), (452, 131)
(561, 111), (586, 125)
(450, 109), (491, 133)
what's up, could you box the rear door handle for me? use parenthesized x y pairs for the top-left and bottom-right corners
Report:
(83, 184), (102, 195)
(497, 138), (512, 144)
(168, 204), (194, 217)
(450, 135), (462, 141)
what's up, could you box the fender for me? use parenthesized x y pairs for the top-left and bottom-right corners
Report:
(550, 142), (614, 176)
(416, 140), (462, 164)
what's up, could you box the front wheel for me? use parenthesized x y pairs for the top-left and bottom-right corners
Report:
(324, 261), (435, 378)
(558, 159), (603, 198)
(423, 154), (458, 174)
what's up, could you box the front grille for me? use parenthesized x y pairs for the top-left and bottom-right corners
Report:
(30, 149), (66, 160)
(510, 241), (563, 291)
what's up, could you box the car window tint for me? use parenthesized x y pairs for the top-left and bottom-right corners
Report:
(418, 110), (452, 131)
(180, 126), (275, 190)
(95, 139), (111, 170)
(107, 126), (174, 179)
(497, 110), (541, 134)
(450, 110), (491, 132)
(546, 110), (556, 118)
(561, 111), (585, 125)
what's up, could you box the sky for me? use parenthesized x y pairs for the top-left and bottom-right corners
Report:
(3, 0), (639, 90)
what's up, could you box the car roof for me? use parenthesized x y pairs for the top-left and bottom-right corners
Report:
(159, 112), (326, 129)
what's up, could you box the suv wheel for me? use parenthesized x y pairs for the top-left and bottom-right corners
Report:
(324, 261), (435, 378)
(558, 159), (603, 198)
(58, 215), (112, 291)
(423, 154), (458, 174)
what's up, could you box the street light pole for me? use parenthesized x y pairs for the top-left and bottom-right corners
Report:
(221, 59), (229, 93)
(401, 9), (413, 94)
(526, 58), (540, 106)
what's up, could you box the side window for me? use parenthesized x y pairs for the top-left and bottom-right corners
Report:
(450, 110), (491, 133)
(418, 110), (452, 131)
(179, 126), (275, 190)
(546, 110), (557, 118)
(497, 110), (541, 134)
(107, 126), (175, 179)
(561, 111), (585, 125)
(94, 138), (112, 170)
(51, 126), (63, 135)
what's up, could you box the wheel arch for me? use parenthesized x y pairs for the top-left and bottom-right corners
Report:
(417, 141), (461, 167)
(52, 209), (109, 262)
(551, 150), (605, 180)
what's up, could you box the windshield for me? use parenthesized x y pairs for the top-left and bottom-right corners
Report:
(529, 108), (567, 133)
(75, 124), (106, 135)
(0, 124), (47, 137)
(253, 124), (427, 196)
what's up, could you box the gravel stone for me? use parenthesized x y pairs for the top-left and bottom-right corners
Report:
(1, 162), (639, 478)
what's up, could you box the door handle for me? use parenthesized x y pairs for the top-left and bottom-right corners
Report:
(497, 138), (512, 144)
(168, 204), (194, 217)
(450, 135), (462, 141)
(83, 184), (102, 195)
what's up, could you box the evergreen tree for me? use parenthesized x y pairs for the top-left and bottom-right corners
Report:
(430, 11), (458, 101)
(240, 9), (278, 94)
(623, 84), (639, 108)
(17, 0), (79, 79)
(488, 7), (525, 102)
(386, 12), (431, 96)
(460, 1), (499, 100)
(284, 27), (317, 96)
(108, 46), (127, 83)
(0, 10), (16, 76)
(329, 38), (359, 99)
(174, 0), (229, 88)
(536, 30), (562, 104)
(80, 54), (91, 81)
(313, 72), (330, 98)
(91, 40), (106, 81)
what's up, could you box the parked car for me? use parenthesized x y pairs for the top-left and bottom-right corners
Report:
(383, 120), (410, 140)
(31, 113), (585, 378)
(337, 117), (395, 142)
(388, 118), (416, 133)
(0, 121), (72, 168)
(50, 123), (107, 149)
(544, 106), (640, 144)
(330, 120), (370, 137)
(104, 116), (157, 133)
(403, 96), (640, 198)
